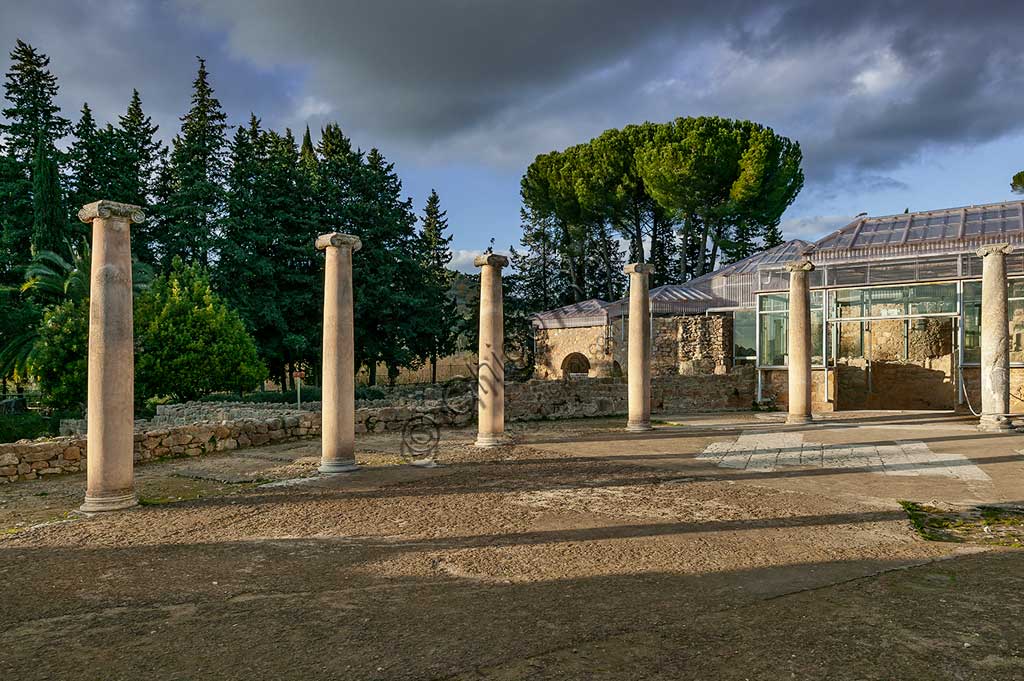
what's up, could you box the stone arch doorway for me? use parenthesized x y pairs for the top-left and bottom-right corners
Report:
(561, 352), (591, 379)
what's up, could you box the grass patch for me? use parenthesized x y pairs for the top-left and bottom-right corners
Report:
(901, 501), (1024, 547)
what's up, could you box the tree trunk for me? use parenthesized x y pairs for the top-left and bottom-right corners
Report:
(696, 219), (712, 276)
(368, 361), (377, 386)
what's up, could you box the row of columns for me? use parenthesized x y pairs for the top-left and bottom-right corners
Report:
(75, 195), (1020, 511)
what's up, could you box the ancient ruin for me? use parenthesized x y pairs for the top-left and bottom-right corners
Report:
(78, 200), (146, 512)
(474, 253), (509, 446)
(316, 233), (362, 472)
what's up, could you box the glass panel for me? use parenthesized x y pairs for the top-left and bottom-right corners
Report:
(906, 283), (958, 315)
(759, 293), (788, 312)
(1012, 300), (1024, 364)
(963, 281), (981, 364)
(917, 256), (959, 281)
(759, 312), (787, 366)
(733, 310), (756, 359)
(832, 289), (867, 318)
(812, 308), (824, 365)
(830, 264), (869, 286)
(836, 320), (864, 359)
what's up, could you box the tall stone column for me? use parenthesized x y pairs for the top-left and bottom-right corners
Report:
(79, 201), (145, 513)
(317, 233), (362, 472)
(977, 243), (1013, 432)
(624, 263), (654, 432)
(786, 260), (815, 425)
(475, 254), (509, 447)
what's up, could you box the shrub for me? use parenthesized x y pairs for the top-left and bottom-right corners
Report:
(31, 298), (89, 410)
(135, 260), (267, 402)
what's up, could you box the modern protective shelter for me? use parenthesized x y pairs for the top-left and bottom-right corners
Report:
(531, 199), (1024, 415)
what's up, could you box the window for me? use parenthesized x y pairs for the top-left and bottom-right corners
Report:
(733, 310), (756, 365)
(757, 292), (824, 367)
(964, 279), (1024, 364)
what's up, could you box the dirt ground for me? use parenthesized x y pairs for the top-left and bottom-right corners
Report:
(2, 411), (1023, 680)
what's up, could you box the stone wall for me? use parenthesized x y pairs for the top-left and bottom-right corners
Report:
(3, 369), (757, 484)
(534, 314), (733, 380)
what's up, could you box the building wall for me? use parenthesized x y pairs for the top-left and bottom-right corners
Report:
(534, 314), (732, 380)
(959, 367), (1024, 415)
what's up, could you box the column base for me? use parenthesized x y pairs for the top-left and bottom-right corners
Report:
(319, 460), (360, 474)
(475, 434), (509, 448)
(786, 414), (813, 425)
(626, 421), (652, 432)
(978, 415), (1014, 433)
(80, 491), (138, 513)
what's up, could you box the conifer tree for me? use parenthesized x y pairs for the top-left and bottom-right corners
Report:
(0, 40), (70, 166)
(115, 89), (163, 207)
(66, 103), (108, 211)
(417, 189), (458, 382)
(30, 137), (67, 256)
(220, 118), (321, 388)
(511, 208), (565, 312)
(1, 41), (70, 285)
(153, 57), (228, 268)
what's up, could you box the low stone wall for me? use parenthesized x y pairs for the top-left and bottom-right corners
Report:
(1, 412), (321, 483)
(4, 371), (755, 484)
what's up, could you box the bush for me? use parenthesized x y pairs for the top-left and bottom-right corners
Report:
(135, 260), (267, 402)
(0, 412), (54, 443)
(199, 387), (323, 404)
(31, 298), (89, 410)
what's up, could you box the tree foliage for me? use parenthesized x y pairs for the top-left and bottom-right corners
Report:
(1013, 170), (1024, 195)
(135, 260), (266, 402)
(519, 116), (804, 303)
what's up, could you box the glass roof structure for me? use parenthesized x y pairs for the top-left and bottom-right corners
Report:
(531, 200), (1024, 329)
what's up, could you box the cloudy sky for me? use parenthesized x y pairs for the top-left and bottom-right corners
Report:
(2, 1), (1022, 269)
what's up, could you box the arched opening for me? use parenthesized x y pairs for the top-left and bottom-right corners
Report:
(561, 352), (591, 379)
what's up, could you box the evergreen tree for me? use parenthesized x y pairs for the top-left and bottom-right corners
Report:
(219, 118), (320, 388)
(511, 208), (565, 312)
(115, 89), (163, 207)
(113, 90), (165, 264)
(0, 40), (70, 166)
(317, 130), (424, 385)
(66, 103), (116, 212)
(417, 189), (458, 382)
(152, 57), (228, 268)
(30, 137), (67, 257)
(1, 41), (70, 287)
(585, 222), (626, 300)
(0, 153), (31, 283)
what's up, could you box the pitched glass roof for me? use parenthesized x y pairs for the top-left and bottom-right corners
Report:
(806, 201), (1024, 262)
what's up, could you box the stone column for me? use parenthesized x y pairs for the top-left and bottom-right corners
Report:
(475, 254), (509, 447)
(79, 201), (145, 513)
(317, 233), (362, 472)
(624, 263), (654, 432)
(977, 243), (1013, 432)
(786, 260), (815, 425)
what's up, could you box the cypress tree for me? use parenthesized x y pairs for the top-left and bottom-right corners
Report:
(417, 189), (458, 382)
(153, 57), (228, 268)
(30, 136), (67, 257)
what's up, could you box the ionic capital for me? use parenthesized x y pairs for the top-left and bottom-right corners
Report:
(623, 263), (655, 275)
(785, 259), (815, 273)
(78, 200), (146, 225)
(474, 253), (508, 268)
(977, 243), (1013, 258)
(316, 233), (362, 252)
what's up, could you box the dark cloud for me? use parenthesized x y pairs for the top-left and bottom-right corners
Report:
(2, 0), (1022, 206)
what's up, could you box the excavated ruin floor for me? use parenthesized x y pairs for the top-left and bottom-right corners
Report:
(2, 411), (1024, 680)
